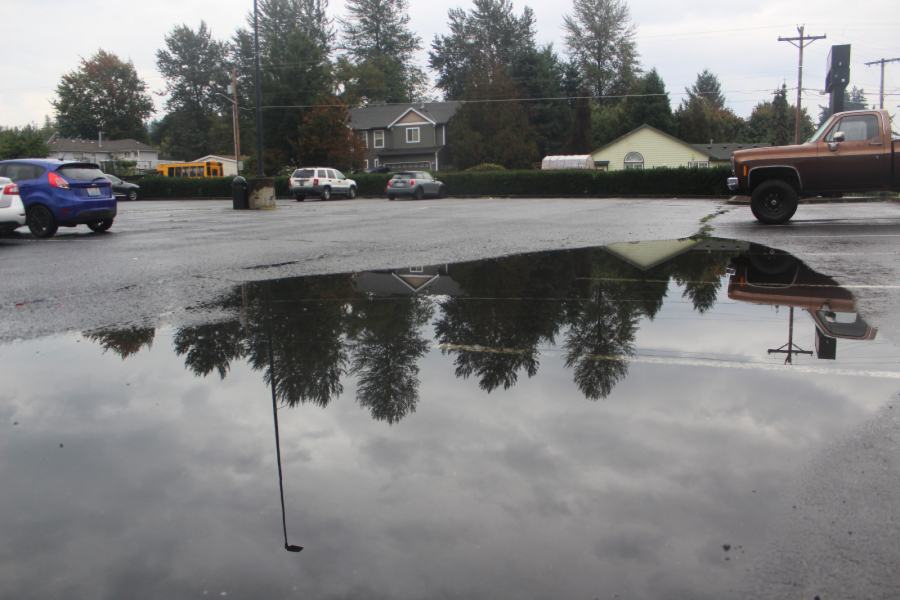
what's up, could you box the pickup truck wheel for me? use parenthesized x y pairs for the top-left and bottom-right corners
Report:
(750, 180), (798, 224)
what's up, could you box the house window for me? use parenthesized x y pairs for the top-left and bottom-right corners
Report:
(364, 159), (369, 169)
(624, 152), (644, 170)
(374, 130), (384, 148)
(72, 152), (83, 159)
(358, 131), (368, 148)
(687, 161), (709, 169)
(406, 127), (420, 144)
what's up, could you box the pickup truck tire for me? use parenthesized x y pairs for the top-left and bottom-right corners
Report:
(750, 180), (798, 224)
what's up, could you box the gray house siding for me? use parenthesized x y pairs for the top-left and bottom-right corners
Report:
(349, 103), (460, 172)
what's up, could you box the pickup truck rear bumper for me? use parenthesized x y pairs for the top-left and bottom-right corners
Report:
(727, 177), (739, 192)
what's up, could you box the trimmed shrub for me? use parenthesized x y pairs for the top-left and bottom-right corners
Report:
(465, 164), (507, 172)
(136, 166), (733, 199)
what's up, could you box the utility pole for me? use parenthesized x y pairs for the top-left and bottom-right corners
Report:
(230, 69), (242, 175)
(864, 57), (900, 109)
(779, 26), (826, 144)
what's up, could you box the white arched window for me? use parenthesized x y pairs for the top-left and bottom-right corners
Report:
(624, 152), (644, 170)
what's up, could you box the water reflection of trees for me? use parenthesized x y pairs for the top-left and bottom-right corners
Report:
(93, 241), (744, 421)
(84, 327), (155, 359)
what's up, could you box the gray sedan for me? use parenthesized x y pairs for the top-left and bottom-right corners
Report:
(386, 171), (446, 200)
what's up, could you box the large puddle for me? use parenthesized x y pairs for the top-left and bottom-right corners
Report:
(3, 239), (899, 599)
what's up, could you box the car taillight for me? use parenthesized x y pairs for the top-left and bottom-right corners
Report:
(48, 172), (70, 189)
(3, 183), (18, 195)
(409, 180), (415, 186)
(314, 178), (319, 185)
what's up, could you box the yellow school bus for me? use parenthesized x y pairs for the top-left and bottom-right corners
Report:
(157, 161), (224, 178)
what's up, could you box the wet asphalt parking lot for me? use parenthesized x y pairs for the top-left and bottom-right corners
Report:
(2, 196), (900, 599)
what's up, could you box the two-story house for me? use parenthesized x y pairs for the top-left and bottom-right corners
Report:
(349, 102), (460, 172)
(47, 137), (160, 172)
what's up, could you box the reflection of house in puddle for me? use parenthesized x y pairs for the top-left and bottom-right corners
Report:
(352, 265), (464, 296)
(727, 246), (877, 360)
(602, 238), (750, 270)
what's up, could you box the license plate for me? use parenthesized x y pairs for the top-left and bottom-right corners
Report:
(87, 187), (100, 197)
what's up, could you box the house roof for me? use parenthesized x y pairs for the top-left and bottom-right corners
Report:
(690, 142), (772, 161)
(591, 125), (767, 161)
(49, 138), (158, 153)
(193, 155), (248, 163)
(349, 102), (461, 130)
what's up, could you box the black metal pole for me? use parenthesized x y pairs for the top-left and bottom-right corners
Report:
(254, 0), (264, 177)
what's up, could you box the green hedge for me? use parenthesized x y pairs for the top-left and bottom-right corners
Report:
(137, 166), (732, 199)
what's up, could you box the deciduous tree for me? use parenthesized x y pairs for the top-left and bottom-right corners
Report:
(53, 50), (154, 141)
(292, 97), (366, 171)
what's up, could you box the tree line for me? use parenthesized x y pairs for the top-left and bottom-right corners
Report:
(84, 242), (740, 424)
(10, 0), (865, 169)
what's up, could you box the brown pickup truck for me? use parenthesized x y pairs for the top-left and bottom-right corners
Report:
(728, 109), (899, 224)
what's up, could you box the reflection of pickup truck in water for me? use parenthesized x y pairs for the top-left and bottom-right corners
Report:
(727, 246), (876, 358)
(727, 109), (899, 224)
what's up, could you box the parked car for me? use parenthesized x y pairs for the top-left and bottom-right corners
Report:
(289, 167), (357, 201)
(103, 174), (140, 201)
(352, 165), (392, 175)
(0, 159), (116, 238)
(0, 176), (26, 233)
(386, 171), (446, 200)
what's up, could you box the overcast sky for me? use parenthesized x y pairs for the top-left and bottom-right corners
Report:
(2, 0), (898, 131)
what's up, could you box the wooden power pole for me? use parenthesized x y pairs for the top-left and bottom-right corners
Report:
(779, 26), (826, 144)
(231, 69), (242, 175)
(864, 57), (900, 109)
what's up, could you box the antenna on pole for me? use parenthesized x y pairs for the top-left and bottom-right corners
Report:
(779, 26), (826, 144)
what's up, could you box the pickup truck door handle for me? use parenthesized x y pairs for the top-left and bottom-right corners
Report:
(869, 142), (883, 146)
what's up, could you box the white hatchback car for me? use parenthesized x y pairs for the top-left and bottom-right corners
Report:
(0, 176), (26, 233)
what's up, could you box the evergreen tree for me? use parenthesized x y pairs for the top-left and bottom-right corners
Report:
(622, 68), (673, 133)
(563, 89), (593, 154)
(748, 97), (815, 145)
(53, 50), (154, 141)
(674, 70), (746, 143)
(154, 22), (231, 160)
(337, 0), (427, 103)
(448, 58), (538, 170)
(511, 44), (574, 156)
(562, 0), (640, 99)
(429, 0), (537, 100)
(591, 100), (627, 148)
(0, 125), (50, 160)
(817, 86), (868, 125)
(771, 84), (791, 146)
(687, 69), (725, 109)
(232, 2), (334, 173)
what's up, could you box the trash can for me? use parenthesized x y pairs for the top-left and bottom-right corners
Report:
(232, 176), (248, 210)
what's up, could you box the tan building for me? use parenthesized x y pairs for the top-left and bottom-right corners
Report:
(590, 125), (770, 171)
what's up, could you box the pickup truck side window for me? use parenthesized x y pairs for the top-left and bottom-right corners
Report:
(825, 115), (879, 142)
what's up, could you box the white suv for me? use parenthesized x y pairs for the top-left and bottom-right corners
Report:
(0, 176), (26, 233)
(289, 167), (357, 201)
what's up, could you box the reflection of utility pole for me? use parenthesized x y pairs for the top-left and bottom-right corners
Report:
(779, 26), (826, 144)
(768, 307), (813, 364)
(267, 282), (303, 553)
(864, 58), (900, 109)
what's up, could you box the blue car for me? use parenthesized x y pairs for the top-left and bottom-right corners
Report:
(0, 159), (117, 238)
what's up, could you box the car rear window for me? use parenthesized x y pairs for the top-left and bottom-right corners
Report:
(392, 172), (414, 179)
(4, 163), (46, 182)
(292, 169), (314, 178)
(57, 164), (107, 181)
